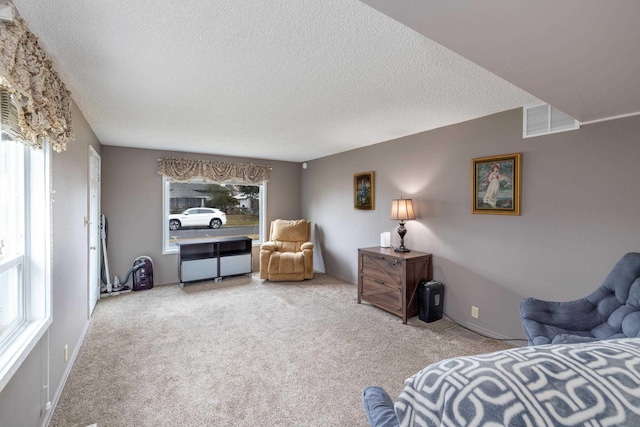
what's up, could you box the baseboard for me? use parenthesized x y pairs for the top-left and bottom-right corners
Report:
(40, 319), (91, 427)
(444, 315), (526, 347)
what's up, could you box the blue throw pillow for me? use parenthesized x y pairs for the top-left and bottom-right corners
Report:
(362, 386), (400, 427)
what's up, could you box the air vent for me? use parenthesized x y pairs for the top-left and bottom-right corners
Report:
(0, 87), (24, 141)
(523, 103), (579, 138)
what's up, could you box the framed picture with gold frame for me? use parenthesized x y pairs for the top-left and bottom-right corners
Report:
(354, 171), (375, 210)
(472, 153), (521, 215)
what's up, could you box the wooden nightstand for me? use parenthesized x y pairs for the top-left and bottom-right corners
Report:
(357, 247), (432, 324)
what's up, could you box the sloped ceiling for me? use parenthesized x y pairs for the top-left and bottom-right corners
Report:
(8, 1), (546, 161)
(361, 0), (640, 124)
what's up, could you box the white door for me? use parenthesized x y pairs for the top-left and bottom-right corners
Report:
(88, 146), (101, 315)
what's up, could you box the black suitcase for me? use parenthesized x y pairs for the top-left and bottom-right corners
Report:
(418, 281), (444, 323)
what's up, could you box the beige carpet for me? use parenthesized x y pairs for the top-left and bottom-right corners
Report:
(50, 273), (513, 427)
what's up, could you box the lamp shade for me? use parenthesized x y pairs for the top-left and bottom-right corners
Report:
(390, 198), (416, 221)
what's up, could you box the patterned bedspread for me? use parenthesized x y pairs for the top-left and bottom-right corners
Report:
(395, 338), (640, 426)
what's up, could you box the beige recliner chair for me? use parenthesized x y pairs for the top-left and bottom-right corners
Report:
(260, 219), (314, 281)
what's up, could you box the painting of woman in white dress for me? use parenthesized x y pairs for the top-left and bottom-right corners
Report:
(472, 153), (521, 215)
(482, 164), (502, 207)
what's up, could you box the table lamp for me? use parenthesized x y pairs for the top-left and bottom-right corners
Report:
(390, 197), (416, 252)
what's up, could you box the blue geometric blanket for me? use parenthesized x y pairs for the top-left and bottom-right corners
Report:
(395, 338), (640, 426)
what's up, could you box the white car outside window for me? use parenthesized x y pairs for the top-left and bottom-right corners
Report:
(169, 208), (227, 230)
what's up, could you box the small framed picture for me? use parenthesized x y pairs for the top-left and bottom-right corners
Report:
(472, 153), (521, 215)
(354, 171), (375, 210)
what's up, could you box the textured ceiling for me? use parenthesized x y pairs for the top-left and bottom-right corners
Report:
(12, 0), (538, 162)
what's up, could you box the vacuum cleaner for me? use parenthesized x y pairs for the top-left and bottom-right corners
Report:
(100, 214), (154, 295)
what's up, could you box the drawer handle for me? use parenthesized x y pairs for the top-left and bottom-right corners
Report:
(371, 256), (399, 266)
(374, 279), (385, 284)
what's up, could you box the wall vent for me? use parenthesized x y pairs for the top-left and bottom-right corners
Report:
(523, 103), (579, 138)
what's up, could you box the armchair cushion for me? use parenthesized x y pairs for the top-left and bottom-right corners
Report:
(271, 219), (309, 242)
(260, 241), (276, 252)
(521, 252), (640, 345)
(268, 251), (305, 274)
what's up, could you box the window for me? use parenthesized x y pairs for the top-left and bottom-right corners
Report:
(0, 96), (51, 392)
(162, 177), (266, 254)
(0, 139), (25, 340)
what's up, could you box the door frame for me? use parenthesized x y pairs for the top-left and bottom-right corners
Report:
(88, 145), (101, 316)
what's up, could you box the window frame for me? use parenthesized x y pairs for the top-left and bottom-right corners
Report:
(162, 176), (266, 254)
(0, 138), (52, 393)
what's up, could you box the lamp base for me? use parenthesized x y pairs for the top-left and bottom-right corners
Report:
(395, 222), (410, 252)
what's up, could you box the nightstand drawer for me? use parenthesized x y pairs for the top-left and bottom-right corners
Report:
(360, 253), (402, 284)
(361, 276), (401, 312)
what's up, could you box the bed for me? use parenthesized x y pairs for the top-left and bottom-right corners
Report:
(363, 338), (640, 426)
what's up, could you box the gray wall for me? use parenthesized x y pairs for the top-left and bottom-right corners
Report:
(0, 102), (101, 426)
(302, 109), (640, 340)
(101, 146), (301, 286)
(3, 104), (639, 425)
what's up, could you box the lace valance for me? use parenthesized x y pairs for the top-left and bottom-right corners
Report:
(0, 14), (74, 152)
(158, 157), (271, 184)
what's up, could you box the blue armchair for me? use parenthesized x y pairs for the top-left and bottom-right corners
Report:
(521, 252), (640, 345)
